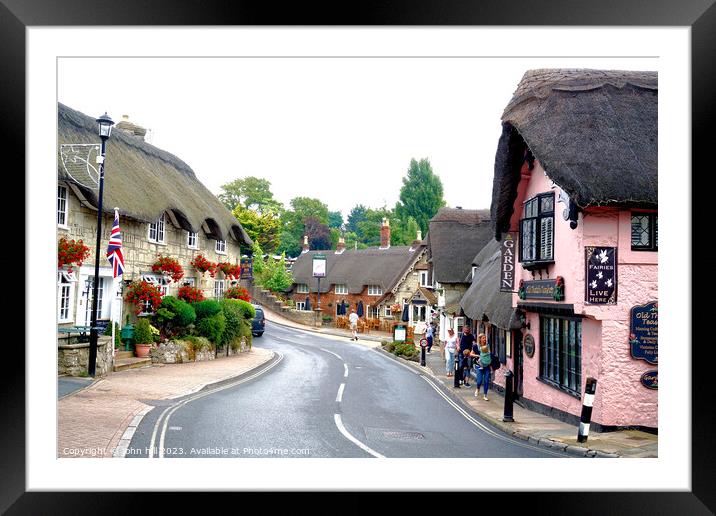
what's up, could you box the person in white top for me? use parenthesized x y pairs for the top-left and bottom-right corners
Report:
(348, 309), (359, 341)
(444, 328), (458, 376)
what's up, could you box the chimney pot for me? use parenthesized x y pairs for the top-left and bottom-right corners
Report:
(380, 218), (391, 249)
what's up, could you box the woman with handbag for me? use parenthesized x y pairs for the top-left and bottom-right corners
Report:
(470, 333), (492, 400)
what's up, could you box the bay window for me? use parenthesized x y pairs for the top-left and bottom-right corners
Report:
(519, 192), (554, 265)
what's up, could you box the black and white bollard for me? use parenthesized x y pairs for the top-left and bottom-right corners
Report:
(577, 377), (597, 443)
(503, 370), (515, 422)
(420, 338), (427, 367)
(454, 351), (461, 387)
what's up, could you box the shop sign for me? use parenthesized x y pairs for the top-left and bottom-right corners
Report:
(500, 233), (517, 292)
(312, 253), (326, 278)
(640, 370), (658, 389)
(585, 247), (617, 304)
(518, 278), (564, 301)
(630, 301), (658, 364)
(524, 333), (535, 358)
(240, 257), (253, 279)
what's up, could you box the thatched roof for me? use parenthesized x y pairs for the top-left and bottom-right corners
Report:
(57, 103), (252, 247)
(289, 245), (426, 295)
(460, 239), (520, 330)
(426, 208), (493, 284)
(491, 69), (657, 236)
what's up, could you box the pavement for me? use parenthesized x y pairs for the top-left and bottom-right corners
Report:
(262, 308), (658, 458)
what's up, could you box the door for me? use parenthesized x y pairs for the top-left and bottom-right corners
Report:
(514, 331), (523, 398)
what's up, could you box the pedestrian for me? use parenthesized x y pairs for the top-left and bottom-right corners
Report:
(470, 333), (492, 400)
(444, 328), (458, 376)
(425, 322), (435, 353)
(458, 325), (476, 387)
(348, 309), (359, 341)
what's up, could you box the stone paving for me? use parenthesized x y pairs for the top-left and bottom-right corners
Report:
(57, 347), (274, 458)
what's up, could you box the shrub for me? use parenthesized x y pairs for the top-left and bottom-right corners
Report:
(224, 286), (251, 302)
(196, 312), (226, 344)
(383, 341), (396, 353)
(392, 341), (418, 360)
(133, 317), (154, 344)
(159, 296), (196, 327)
(220, 299), (254, 350)
(180, 335), (212, 361)
(193, 299), (222, 320)
(234, 299), (256, 321)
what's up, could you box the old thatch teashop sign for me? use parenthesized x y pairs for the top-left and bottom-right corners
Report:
(500, 233), (517, 292)
(585, 247), (617, 304)
(630, 301), (658, 364)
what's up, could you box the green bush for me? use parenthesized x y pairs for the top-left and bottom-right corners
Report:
(220, 299), (254, 350)
(383, 341), (395, 353)
(235, 299), (256, 320)
(196, 312), (226, 345)
(160, 296), (196, 327)
(393, 341), (418, 360)
(133, 317), (154, 344)
(193, 299), (222, 320)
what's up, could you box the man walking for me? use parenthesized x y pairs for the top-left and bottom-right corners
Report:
(348, 309), (359, 341)
(458, 325), (476, 387)
(426, 322), (435, 353)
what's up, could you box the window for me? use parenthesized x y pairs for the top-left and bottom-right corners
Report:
(148, 213), (166, 243)
(519, 193), (554, 264)
(335, 284), (348, 295)
(296, 283), (309, 294)
(214, 279), (225, 299)
(631, 212), (658, 251)
(419, 271), (430, 287)
(539, 316), (582, 396)
(141, 274), (170, 297)
(182, 278), (196, 287)
(57, 185), (68, 227)
(215, 239), (227, 254)
(368, 305), (379, 318)
(187, 231), (198, 249)
(384, 306), (392, 317)
(296, 301), (306, 311)
(84, 276), (104, 321)
(57, 271), (76, 322)
(367, 285), (382, 296)
(413, 305), (426, 322)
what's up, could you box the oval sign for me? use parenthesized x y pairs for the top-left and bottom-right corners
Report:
(640, 370), (658, 390)
(524, 334), (535, 358)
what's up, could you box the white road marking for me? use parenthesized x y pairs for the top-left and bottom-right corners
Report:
(336, 383), (345, 402)
(319, 348), (344, 361)
(148, 351), (282, 458)
(334, 414), (385, 458)
(344, 364), (349, 378)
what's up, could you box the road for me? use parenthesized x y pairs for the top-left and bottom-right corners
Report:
(126, 322), (569, 458)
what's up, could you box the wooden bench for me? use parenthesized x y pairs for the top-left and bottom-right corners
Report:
(57, 325), (93, 343)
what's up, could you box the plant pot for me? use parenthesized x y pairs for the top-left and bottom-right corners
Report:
(135, 343), (151, 358)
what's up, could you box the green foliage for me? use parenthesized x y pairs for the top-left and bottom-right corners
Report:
(160, 296), (197, 327)
(193, 299), (223, 320)
(346, 204), (367, 234)
(395, 158), (446, 235)
(389, 341), (419, 361)
(276, 197), (329, 257)
(196, 312), (226, 344)
(104, 322), (121, 348)
(133, 317), (154, 344)
(232, 206), (281, 254)
(219, 299), (250, 349)
(218, 176), (283, 214)
(328, 210), (344, 229)
(256, 253), (294, 293)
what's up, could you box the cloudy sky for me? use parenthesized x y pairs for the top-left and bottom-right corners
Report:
(58, 56), (656, 218)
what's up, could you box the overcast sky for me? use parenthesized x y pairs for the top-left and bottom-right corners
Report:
(58, 56), (656, 219)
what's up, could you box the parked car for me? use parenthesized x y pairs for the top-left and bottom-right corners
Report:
(251, 304), (265, 337)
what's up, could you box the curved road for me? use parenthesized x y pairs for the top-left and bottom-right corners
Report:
(127, 322), (569, 459)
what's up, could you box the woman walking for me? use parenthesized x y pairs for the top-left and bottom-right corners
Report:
(471, 333), (492, 400)
(444, 328), (458, 376)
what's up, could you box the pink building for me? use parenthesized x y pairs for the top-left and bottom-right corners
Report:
(488, 69), (658, 432)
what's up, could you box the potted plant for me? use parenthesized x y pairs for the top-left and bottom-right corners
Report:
(58, 236), (91, 273)
(133, 317), (154, 357)
(125, 280), (163, 315)
(152, 255), (184, 282)
(224, 286), (251, 302)
(178, 284), (205, 303)
(217, 261), (241, 280)
(190, 254), (217, 277)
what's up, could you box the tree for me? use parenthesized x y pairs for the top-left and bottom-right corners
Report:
(232, 206), (281, 254)
(304, 216), (332, 250)
(346, 204), (367, 236)
(219, 176), (283, 214)
(395, 158), (445, 235)
(277, 197), (330, 257)
(356, 206), (393, 247)
(328, 211), (344, 230)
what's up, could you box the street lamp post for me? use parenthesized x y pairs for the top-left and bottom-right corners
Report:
(88, 112), (114, 377)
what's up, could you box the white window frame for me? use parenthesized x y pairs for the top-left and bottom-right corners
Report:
(141, 274), (170, 297)
(296, 283), (309, 294)
(214, 279), (225, 299)
(367, 285), (382, 296)
(182, 277), (196, 287)
(419, 271), (430, 287)
(384, 306), (392, 317)
(296, 301), (306, 311)
(57, 271), (76, 322)
(57, 185), (69, 228)
(215, 239), (227, 254)
(335, 284), (348, 295)
(187, 231), (198, 249)
(148, 213), (166, 244)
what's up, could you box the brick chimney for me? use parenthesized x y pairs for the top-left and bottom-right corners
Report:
(335, 236), (346, 254)
(302, 235), (310, 254)
(379, 218), (391, 249)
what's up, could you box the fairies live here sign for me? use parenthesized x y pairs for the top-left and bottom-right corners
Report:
(585, 247), (617, 304)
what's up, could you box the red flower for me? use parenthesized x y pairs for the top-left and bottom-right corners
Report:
(178, 285), (205, 303)
(217, 261), (241, 280)
(224, 286), (251, 302)
(125, 280), (163, 315)
(152, 255), (184, 282)
(58, 237), (90, 273)
(190, 254), (217, 277)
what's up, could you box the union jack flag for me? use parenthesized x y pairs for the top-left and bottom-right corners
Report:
(106, 208), (125, 278)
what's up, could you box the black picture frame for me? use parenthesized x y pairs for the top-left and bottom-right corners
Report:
(5, 0), (712, 513)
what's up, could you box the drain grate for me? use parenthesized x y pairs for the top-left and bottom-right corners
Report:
(365, 427), (426, 442)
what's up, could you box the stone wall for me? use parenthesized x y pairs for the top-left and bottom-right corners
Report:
(150, 337), (251, 364)
(251, 286), (322, 327)
(58, 335), (114, 377)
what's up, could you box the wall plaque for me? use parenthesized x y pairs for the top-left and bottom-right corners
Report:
(500, 233), (517, 292)
(524, 333), (535, 358)
(518, 278), (564, 301)
(585, 247), (617, 304)
(640, 370), (658, 390)
(630, 301), (658, 364)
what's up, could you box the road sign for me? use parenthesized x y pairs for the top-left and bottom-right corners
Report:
(419, 338), (428, 347)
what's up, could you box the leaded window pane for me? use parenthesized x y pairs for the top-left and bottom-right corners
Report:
(631, 215), (650, 246)
(57, 186), (67, 225)
(540, 195), (554, 213)
(521, 218), (536, 261)
(540, 216), (554, 260)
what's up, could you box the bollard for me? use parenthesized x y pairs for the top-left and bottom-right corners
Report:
(503, 370), (515, 422)
(420, 338), (427, 367)
(454, 350), (461, 387)
(577, 377), (598, 443)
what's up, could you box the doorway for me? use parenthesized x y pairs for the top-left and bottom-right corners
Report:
(514, 331), (523, 399)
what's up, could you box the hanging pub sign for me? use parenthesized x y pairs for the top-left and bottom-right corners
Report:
(524, 333), (535, 358)
(585, 246), (617, 304)
(240, 257), (253, 279)
(630, 301), (658, 364)
(500, 232), (517, 292)
(640, 371), (658, 390)
(312, 253), (326, 278)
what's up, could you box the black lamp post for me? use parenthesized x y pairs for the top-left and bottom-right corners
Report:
(88, 112), (114, 377)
